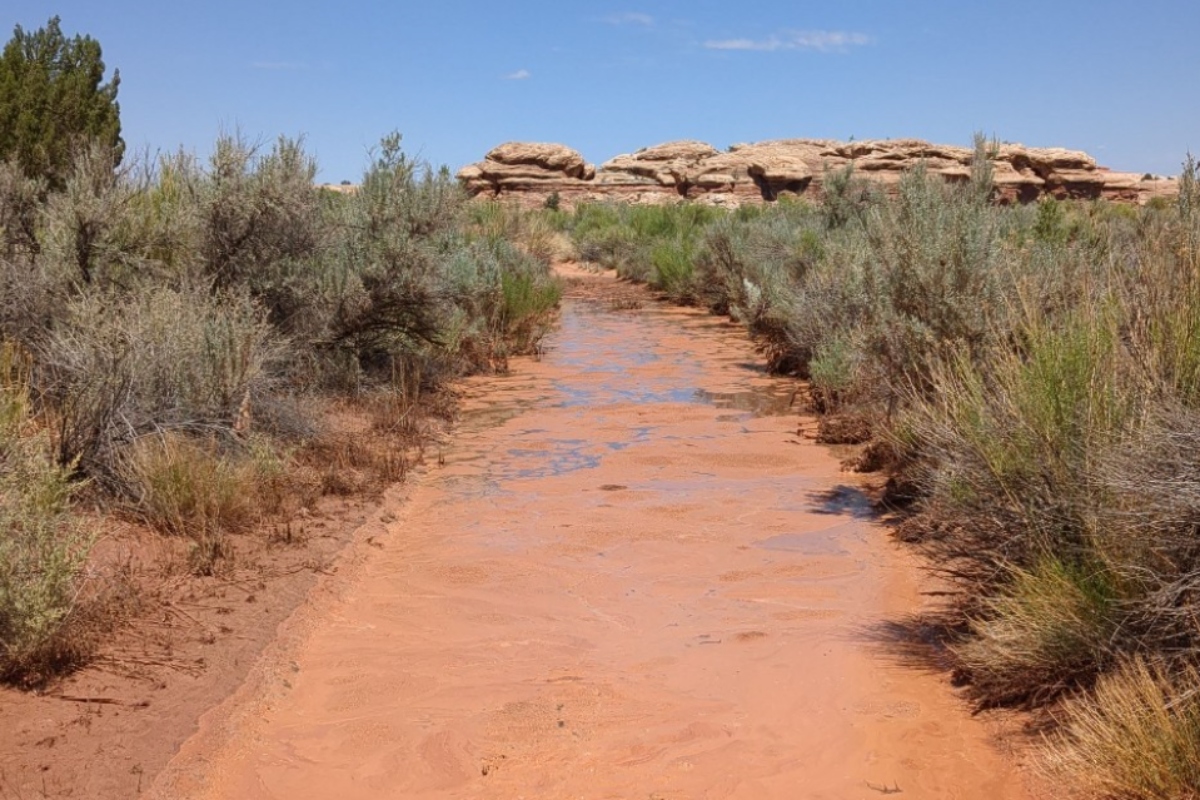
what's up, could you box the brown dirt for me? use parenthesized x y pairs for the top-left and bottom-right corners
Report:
(0, 407), (433, 799)
(142, 264), (1039, 799)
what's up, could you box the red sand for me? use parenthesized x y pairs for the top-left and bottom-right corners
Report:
(147, 266), (1032, 799)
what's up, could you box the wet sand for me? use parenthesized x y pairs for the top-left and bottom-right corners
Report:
(148, 268), (1030, 799)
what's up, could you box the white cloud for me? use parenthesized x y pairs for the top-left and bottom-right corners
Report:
(704, 30), (872, 53)
(503, 68), (532, 80)
(604, 12), (654, 26)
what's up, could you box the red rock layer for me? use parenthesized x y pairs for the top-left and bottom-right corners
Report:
(458, 139), (1177, 207)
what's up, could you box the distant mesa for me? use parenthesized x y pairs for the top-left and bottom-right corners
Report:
(457, 138), (1178, 207)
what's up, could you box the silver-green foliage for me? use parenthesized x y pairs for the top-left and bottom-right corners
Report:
(44, 284), (284, 482)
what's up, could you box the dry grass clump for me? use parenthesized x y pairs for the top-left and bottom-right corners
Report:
(952, 559), (1120, 707)
(1046, 659), (1200, 800)
(119, 433), (263, 575)
(298, 430), (408, 498)
(470, 200), (575, 265)
(121, 434), (259, 539)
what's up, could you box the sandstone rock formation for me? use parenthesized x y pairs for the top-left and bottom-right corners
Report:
(455, 142), (595, 195)
(458, 138), (1177, 207)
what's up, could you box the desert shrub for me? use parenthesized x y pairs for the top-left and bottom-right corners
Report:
(1178, 152), (1198, 237)
(855, 165), (1004, 406)
(780, 232), (876, 387)
(695, 205), (829, 370)
(41, 283), (284, 482)
(572, 202), (647, 275)
(301, 136), (560, 388)
(0, 342), (94, 684)
(1032, 197), (1080, 245)
(649, 238), (697, 302)
(1047, 659), (1200, 800)
(820, 162), (876, 230)
(577, 222), (641, 273)
(316, 240), (455, 384)
(0, 250), (60, 349)
(363, 135), (466, 241)
(498, 258), (563, 352)
(132, 150), (206, 275)
(1089, 407), (1200, 656)
(569, 202), (721, 285)
(38, 140), (148, 289)
(691, 215), (745, 314)
(470, 201), (573, 265)
(808, 330), (867, 412)
(198, 134), (323, 291)
(0, 158), (43, 258)
(630, 202), (719, 239)
(905, 311), (1136, 589)
(0, 143), (149, 349)
(517, 211), (575, 265)
(569, 201), (623, 240)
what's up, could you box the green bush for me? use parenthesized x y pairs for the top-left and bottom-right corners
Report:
(498, 261), (563, 352)
(820, 162), (875, 229)
(568, 202), (721, 285)
(649, 238), (696, 302)
(0, 342), (94, 684)
(808, 331), (865, 411)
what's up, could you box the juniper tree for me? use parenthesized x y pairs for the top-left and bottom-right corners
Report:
(0, 16), (122, 188)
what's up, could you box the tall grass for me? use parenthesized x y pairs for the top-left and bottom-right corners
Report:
(1047, 659), (1200, 800)
(119, 433), (276, 575)
(952, 558), (1121, 707)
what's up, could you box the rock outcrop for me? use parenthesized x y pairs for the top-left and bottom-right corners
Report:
(458, 138), (1177, 207)
(455, 142), (596, 195)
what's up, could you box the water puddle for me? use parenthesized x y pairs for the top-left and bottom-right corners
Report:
(692, 387), (798, 416)
(755, 524), (859, 555)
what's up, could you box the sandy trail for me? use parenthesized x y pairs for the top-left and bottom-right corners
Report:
(148, 269), (1029, 799)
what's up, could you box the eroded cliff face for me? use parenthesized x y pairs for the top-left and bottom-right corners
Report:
(458, 138), (1178, 207)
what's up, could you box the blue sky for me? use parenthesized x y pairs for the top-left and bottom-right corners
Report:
(9, 2), (1199, 182)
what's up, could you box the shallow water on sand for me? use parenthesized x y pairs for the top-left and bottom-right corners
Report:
(150, 269), (1030, 799)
